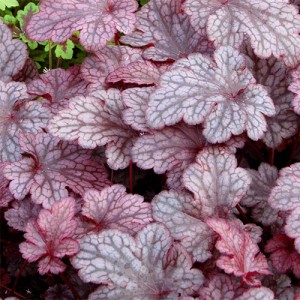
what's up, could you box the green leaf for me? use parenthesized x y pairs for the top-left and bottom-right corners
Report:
(1, 14), (16, 26)
(140, 0), (149, 5)
(0, 0), (19, 11)
(19, 33), (38, 49)
(16, 2), (38, 29)
(55, 39), (74, 60)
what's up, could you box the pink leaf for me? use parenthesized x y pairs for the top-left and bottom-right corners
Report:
(81, 46), (143, 92)
(0, 81), (50, 162)
(147, 46), (275, 142)
(0, 163), (14, 207)
(5, 198), (41, 231)
(120, 0), (213, 61)
(268, 162), (300, 211)
(289, 65), (300, 115)
(183, 0), (300, 66)
(241, 163), (280, 226)
(72, 223), (204, 298)
(106, 61), (163, 86)
(152, 190), (215, 262)
(19, 198), (79, 275)
(25, 0), (138, 52)
(207, 218), (272, 286)
(12, 58), (39, 83)
(122, 87), (154, 132)
(244, 48), (299, 148)
(27, 66), (88, 113)
(80, 184), (152, 235)
(236, 287), (274, 300)
(183, 147), (251, 218)
(285, 207), (300, 254)
(4, 133), (109, 208)
(265, 233), (300, 278)
(48, 89), (137, 170)
(0, 21), (27, 82)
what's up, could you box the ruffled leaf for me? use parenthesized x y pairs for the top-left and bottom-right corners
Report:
(0, 163), (14, 207)
(147, 46), (275, 142)
(236, 287), (274, 300)
(183, 147), (251, 218)
(81, 46), (143, 92)
(289, 65), (300, 115)
(19, 198), (79, 275)
(0, 20), (27, 82)
(0, 81), (50, 162)
(183, 0), (300, 66)
(241, 163), (280, 226)
(207, 218), (272, 286)
(48, 89), (137, 170)
(5, 198), (41, 231)
(80, 184), (152, 235)
(27, 66), (88, 113)
(120, 0), (213, 61)
(72, 223), (204, 298)
(152, 190), (215, 262)
(268, 162), (300, 211)
(265, 233), (300, 278)
(25, 0), (138, 52)
(285, 207), (300, 254)
(4, 133), (109, 208)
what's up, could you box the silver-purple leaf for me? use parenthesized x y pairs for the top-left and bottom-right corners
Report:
(120, 0), (213, 61)
(268, 162), (300, 211)
(81, 46), (143, 92)
(72, 223), (204, 299)
(289, 65), (300, 115)
(241, 163), (280, 226)
(285, 207), (300, 254)
(0, 163), (14, 207)
(183, 147), (251, 218)
(25, 0), (138, 52)
(3, 133), (109, 208)
(79, 184), (152, 236)
(147, 46), (275, 142)
(0, 21), (27, 82)
(0, 81), (50, 162)
(48, 89), (137, 170)
(152, 190), (215, 262)
(183, 0), (300, 67)
(27, 66), (88, 113)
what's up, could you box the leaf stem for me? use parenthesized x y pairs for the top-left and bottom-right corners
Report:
(59, 272), (81, 300)
(12, 260), (28, 294)
(48, 39), (53, 69)
(129, 160), (133, 193)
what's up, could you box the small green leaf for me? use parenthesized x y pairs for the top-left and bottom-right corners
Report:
(19, 33), (38, 49)
(1, 14), (16, 26)
(16, 2), (38, 29)
(55, 39), (74, 60)
(0, 0), (19, 11)
(140, 0), (149, 5)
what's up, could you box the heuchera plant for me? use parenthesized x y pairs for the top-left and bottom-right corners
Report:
(1, 0), (300, 299)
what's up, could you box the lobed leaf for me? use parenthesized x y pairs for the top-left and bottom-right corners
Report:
(27, 66), (88, 113)
(241, 163), (279, 225)
(207, 218), (272, 286)
(81, 46), (143, 92)
(0, 81), (50, 162)
(0, 21), (27, 82)
(49, 89), (137, 170)
(268, 162), (300, 211)
(0, 163), (14, 207)
(5, 198), (41, 231)
(265, 233), (300, 278)
(289, 65), (300, 115)
(285, 207), (300, 254)
(183, 147), (251, 218)
(183, 0), (300, 66)
(25, 0), (138, 52)
(72, 223), (204, 298)
(120, 0), (213, 61)
(80, 184), (152, 235)
(147, 46), (275, 142)
(236, 287), (274, 300)
(19, 198), (79, 275)
(3, 133), (109, 208)
(152, 190), (215, 262)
